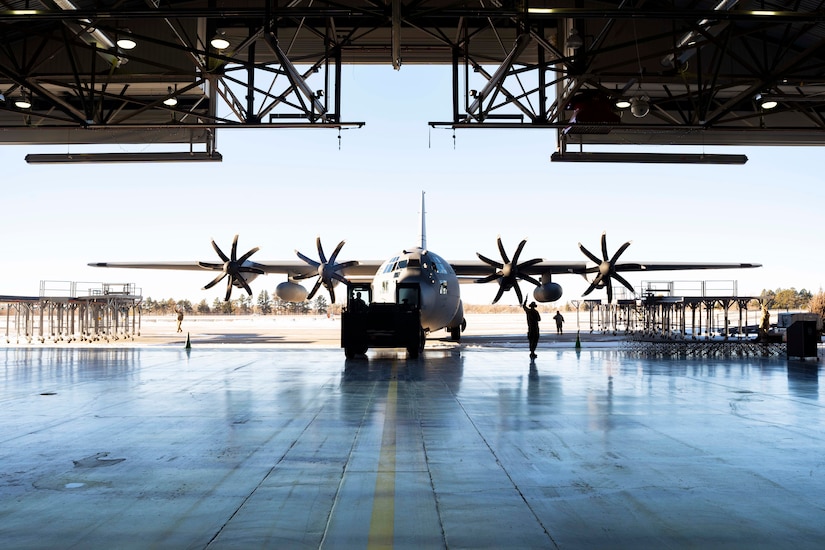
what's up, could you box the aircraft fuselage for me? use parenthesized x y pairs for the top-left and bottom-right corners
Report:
(371, 247), (462, 333)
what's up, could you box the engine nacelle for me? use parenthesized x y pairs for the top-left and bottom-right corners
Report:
(276, 281), (308, 302)
(533, 282), (563, 303)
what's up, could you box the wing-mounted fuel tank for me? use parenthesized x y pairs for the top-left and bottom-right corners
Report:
(276, 280), (309, 302)
(532, 273), (563, 302)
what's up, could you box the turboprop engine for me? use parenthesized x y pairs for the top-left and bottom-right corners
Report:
(276, 281), (309, 302)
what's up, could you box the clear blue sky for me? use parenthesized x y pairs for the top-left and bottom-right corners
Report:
(1, 65), (820, 305)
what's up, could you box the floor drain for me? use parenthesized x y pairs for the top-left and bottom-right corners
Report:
(40, 392), (57, 396)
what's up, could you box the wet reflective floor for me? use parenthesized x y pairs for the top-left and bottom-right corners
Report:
(2, 346), (824, 549)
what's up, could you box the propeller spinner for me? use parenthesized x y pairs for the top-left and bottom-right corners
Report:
(294, 237), (358, 303)
(475, 236), (543, 304)
(198, 235), (263, 301)
(578, 232), (635, 303)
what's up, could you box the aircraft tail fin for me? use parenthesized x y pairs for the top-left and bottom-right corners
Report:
(419, 191), (427, 251)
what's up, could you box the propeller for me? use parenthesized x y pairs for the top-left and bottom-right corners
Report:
(198, 235), (263, 301)
(578, 232), (635, 303)
(475, 236), (543, 304)
(294, 237), (358, 303)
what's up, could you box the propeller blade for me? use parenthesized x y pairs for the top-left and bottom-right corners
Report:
(335, 260), (359, 271)
(203, 272), (226, 290)
(198, 261), (223, 270)
(307, 279), (323, 300)
(236, 246), (260, 264)
(582, 282), (598, 296)
(496, 236), (510, 264)
(224, 276), (233, 301)
(239, 277), (254, 296)
(211, 239), (229, 262)
(609, 240), (632, 264)
(600, 232), (609, 261)
(578, 243), (601, 265)
(293, 271), (317, 281)
(606, 283), (613, 304)
(295, 250), (321, 268)
(521, 274), (541, 287)
(513, 282), (524, 305)
(329, 286), (336, 305)
(492, 285), (506, 304)
(475, 273), (501, 284)
(231, 234), (239, 262)
(316, 236), (327, 264)
(512, 239), (527, 264)
(328, 240), (346, 264)
(614, 272), (635, 293)
(331, 272), (349, 285)
(476, 252), (503, 269)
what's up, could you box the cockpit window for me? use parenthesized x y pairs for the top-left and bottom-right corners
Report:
(429, 253), (454, 274)
(396, 259), (408, 270)
(382, 256), (398, 274)
(407, 258), (420, 268)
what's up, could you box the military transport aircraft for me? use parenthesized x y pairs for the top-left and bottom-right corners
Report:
(89, 193), (760, 341)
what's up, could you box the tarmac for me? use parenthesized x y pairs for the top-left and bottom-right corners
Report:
(2, 314), (824, 549)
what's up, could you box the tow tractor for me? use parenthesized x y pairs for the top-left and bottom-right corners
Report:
(341, 282), (425, 358)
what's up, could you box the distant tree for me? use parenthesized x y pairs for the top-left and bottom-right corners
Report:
(313, 295), (328, 314)
(257, 290), (272, 315)
(142, 297), (158, 314)
(176, 299), (193, 314)
(809, 291), (825, 321)
(761, 288), (812, 310)
(236, 294), (252, 314)
(773, 289), (798, 310)
(212, 297), (233, 314)
(196, 299), (211, 314)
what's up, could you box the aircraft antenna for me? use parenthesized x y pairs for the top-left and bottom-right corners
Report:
(419, 191), (427, 250)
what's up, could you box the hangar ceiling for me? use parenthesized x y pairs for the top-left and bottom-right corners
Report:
(2, 1), (825, 160)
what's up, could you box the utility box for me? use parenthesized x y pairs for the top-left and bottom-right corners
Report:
(786, 320), (819, 360)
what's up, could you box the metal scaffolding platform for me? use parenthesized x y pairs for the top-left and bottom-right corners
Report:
(570, 280), (763, 340)
(1, 281), (142, 344)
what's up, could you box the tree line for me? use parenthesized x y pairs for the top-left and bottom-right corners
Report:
(140, 290), (333, 316)
(136, 287), (825, 321)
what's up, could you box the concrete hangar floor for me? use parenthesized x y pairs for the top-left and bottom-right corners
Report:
(2, 323), (824, 549)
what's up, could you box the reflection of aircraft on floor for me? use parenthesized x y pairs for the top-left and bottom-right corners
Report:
(90, 194), (760, 356)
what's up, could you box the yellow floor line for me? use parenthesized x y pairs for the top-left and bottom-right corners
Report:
(367, 370), (397, 550)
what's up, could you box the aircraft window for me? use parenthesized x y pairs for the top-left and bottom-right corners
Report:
(407, 258), (420, 268)
(396, 259), (408, 269)
(398, 287), (419, 308)
(430, 254), (453, 274)
(382, 257), (398, 274)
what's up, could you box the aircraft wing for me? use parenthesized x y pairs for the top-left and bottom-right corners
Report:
(88, 260), (384, 278)
(450, 260), (588, 280)
(449, 260), (761, 280)
(608, 261), (762, 272)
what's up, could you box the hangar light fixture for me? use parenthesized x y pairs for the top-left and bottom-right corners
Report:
(25, 152), (223, 164)
(551, 152), (748, 165)
(15, 91), (31, 109)
(211, 33), (230, 50)
(630, 96), (649, 118)
(163, 86), (178, 107)
(755, 93), (777, 110)
(116, 31), (137, 50)
(566, 28), (583, 50)
(614, 98), (631, 109)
